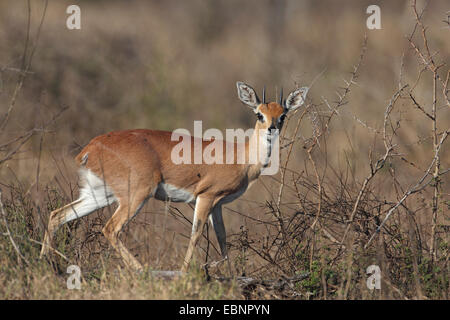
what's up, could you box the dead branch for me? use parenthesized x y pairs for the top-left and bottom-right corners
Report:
(211, 273), (310, 291)
(365, 130), (449, 249)
(0, 189), (29, 266)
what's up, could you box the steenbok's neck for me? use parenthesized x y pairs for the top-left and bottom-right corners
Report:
(245, 124), (275, 177)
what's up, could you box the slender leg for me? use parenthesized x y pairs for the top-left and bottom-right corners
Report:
(209, 205), (233, 276)
(181, 196), (214, 272)
(40, 198), (93, 258)
(41, 170), (117, 258)
(102, 193), (150, 271)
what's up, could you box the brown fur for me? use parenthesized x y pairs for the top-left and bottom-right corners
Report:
(39, 83), (301, 273)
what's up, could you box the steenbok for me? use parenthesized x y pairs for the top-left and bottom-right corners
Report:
(40, 82), (308, 272)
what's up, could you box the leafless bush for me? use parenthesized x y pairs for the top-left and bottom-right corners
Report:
(226, 1), (449, 299)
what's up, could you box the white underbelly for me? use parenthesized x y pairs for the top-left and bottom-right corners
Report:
(154, 183), (196, 203)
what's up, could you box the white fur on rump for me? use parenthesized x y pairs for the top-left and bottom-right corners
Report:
(61, 168), (117, 226)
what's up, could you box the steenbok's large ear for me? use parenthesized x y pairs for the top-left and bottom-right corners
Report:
(236, 81), (260, 110)
(285, 87), (309, 112)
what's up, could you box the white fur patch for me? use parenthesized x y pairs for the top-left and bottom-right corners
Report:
(154, 183), (195, 203)
(62, 169), (117, 225)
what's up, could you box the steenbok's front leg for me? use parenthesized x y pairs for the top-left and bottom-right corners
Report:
(181, 196), (214, 272)
(209, 205), (233, 276)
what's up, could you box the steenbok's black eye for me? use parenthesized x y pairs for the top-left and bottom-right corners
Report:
(256, 113), (264, 122)
(279, 114), (286, 123)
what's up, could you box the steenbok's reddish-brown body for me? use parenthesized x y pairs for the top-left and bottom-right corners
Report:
(40, 82), (308, 272)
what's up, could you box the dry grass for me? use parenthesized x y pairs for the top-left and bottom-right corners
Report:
(0, 0), (448, 299)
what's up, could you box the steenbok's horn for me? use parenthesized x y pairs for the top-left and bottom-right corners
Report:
(262, 85), (266, 104)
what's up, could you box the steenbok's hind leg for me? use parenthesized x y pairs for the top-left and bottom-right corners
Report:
(40, 194), (113, 258)
(40, 199), (82, 257)
(102, 189), (152, 271)
(40, 169), (117, 258)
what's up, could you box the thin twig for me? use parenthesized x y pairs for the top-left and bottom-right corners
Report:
(0, 189), (30, 265)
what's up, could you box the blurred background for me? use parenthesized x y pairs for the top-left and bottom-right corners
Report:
(0, 0), (448, 298)
(0, 0), (448, 178)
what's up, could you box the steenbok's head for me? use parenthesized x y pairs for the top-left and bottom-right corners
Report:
(236, 81), (308, 135)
